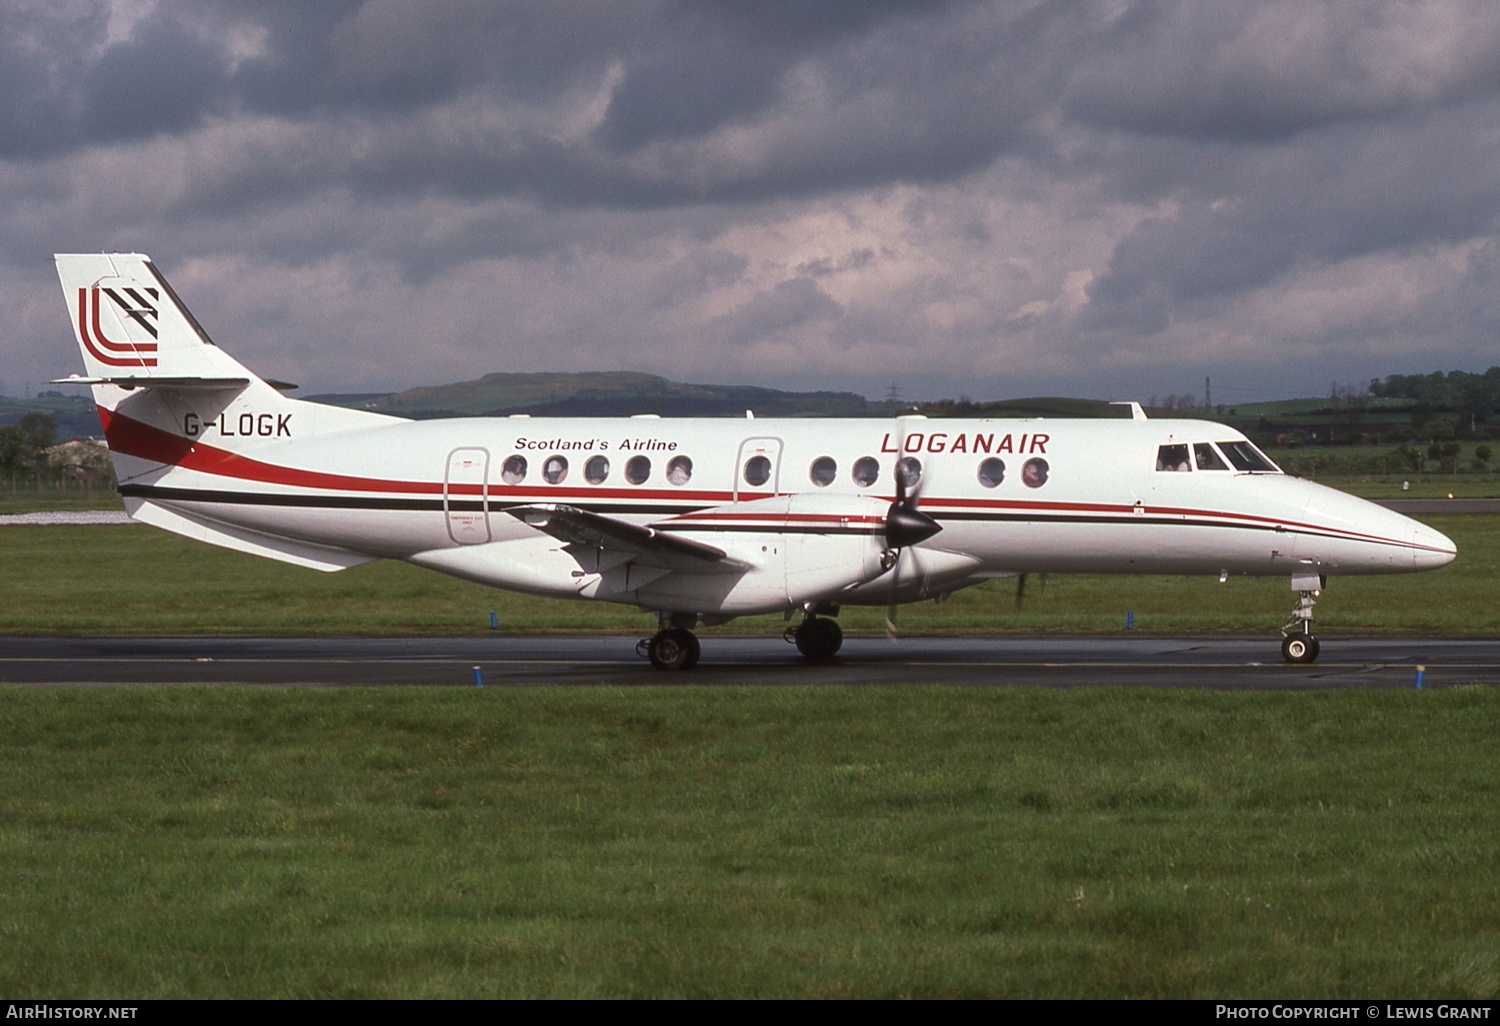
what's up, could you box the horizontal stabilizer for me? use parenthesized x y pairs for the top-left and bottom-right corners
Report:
(52, 374), (250, 392)
(507, 504), (748, 570)
(52, 374), (299, 392)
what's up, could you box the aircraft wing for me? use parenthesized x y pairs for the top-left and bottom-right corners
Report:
(505, 504), (750, 572)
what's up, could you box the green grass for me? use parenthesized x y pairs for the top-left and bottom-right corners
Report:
(0, 485), (120, 514)
(1, 686), (1497, 998)
(0, 514), (1490, 635)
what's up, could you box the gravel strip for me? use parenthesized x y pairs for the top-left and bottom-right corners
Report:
(0, 511), (134, 525)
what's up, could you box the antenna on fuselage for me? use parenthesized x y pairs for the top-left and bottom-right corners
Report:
(1111, 401), (1147, 421)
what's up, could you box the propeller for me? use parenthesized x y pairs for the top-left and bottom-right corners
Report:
(1013, 572), (1049, 613)
(883, 444), (942, 637)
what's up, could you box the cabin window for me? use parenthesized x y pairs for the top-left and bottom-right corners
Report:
(1022, 457), (1049, 488)
(501, 455), (527, 485)
(1218, 441), (1280, 472)
(897, 457), (922, 490)
(810, 457), (837, 487)
(743, 455), (772, 487)
(1194, 443), (1228, 471)
(543, 455), (568, 484)
(666, 455), (693, 485)
(625, 455), (651, 485)
(977, 458), (1005, 488)
(584, 455), (609, 484)
(1156, 444), (1191, 472)
(852, 456), (879, 487)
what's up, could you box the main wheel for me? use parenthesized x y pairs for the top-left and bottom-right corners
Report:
(648, 627), (700, 670)
(794, 617), (843, 662)
(1281, 633), (1320, 664)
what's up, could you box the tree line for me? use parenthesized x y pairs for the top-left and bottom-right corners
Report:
(0, 413), (56, 475)
(1368, 367), (1500, 422)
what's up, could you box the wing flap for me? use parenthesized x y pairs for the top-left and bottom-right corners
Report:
(506, 504), (749, 572)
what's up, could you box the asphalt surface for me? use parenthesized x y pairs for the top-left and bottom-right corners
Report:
(2, 634), (1496, 688)
(1374, 498), (1500, 514)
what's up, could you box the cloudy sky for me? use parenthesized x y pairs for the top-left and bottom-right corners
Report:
(5, 0), (1500, 405)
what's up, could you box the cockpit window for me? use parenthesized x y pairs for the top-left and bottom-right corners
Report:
(1194, 443), (1229, 471)
(1156, 444), (1191, 472)
(1218, 441), (1279, 472)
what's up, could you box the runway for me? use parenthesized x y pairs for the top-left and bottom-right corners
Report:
(2, 634), (1497, 688)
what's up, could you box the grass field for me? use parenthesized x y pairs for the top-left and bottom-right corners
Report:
(0, 514), (1491, 636)
(3, 505), (1495, 998)
(2, 686), (1498, 999)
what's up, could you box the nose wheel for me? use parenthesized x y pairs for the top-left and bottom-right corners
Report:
(1280, 576), (1323, 664)
(1281, 632), (1320, 664)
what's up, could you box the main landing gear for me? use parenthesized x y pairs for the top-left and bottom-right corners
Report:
(1280, 573), (1324, 664)
(637, 613), (701, 671)
(786, 614), (843, 662)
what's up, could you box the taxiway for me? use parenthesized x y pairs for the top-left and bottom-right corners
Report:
(1, 635), (1496, 688)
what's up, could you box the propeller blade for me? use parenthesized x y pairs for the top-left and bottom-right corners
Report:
(885, 551), (902, 638)
(1014, 572), (1029, 612)
(883, 422), (939, 640)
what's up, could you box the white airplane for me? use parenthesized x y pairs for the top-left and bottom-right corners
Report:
(53, 253), (1456, 669)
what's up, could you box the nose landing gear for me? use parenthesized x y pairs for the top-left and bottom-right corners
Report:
(1280, 573), (1324, 664)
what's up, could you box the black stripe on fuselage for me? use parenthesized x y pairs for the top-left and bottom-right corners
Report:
(114, 483), (1393, 546)
(119, 484), (707, 516)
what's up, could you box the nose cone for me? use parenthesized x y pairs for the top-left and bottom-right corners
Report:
(1296, 482), (1457, 573)
(1411, 521), (1457, 571)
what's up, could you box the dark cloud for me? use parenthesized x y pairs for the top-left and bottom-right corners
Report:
(7, 0), (1500, 402)
(80, 14), (230, 143)
(707, 277), (842, 348)
(1066, 2), (1500, 141)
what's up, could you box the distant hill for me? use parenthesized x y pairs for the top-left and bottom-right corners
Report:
(920, 396), (1137, 419)
(0, 376), (1192, 432)
(308, 371), (885, 419)
(16, 370), (1486, 444)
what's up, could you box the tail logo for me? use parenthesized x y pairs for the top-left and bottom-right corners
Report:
(77, 285), (159, 367)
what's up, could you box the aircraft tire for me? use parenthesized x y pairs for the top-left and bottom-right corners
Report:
(795, 617), (843, 662)
(1281, 633), (1320, 664)
(649, 627), (699, 670)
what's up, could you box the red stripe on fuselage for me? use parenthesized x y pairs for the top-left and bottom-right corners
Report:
(99, 407), (746, 501)
(101, 406), (442, 495)
(97, 407), (1446, 553)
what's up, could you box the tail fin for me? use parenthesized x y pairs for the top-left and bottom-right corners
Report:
(52, 253), (395, 572)
(53, 250), (396, 475)
(54, 253), (262, 388)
